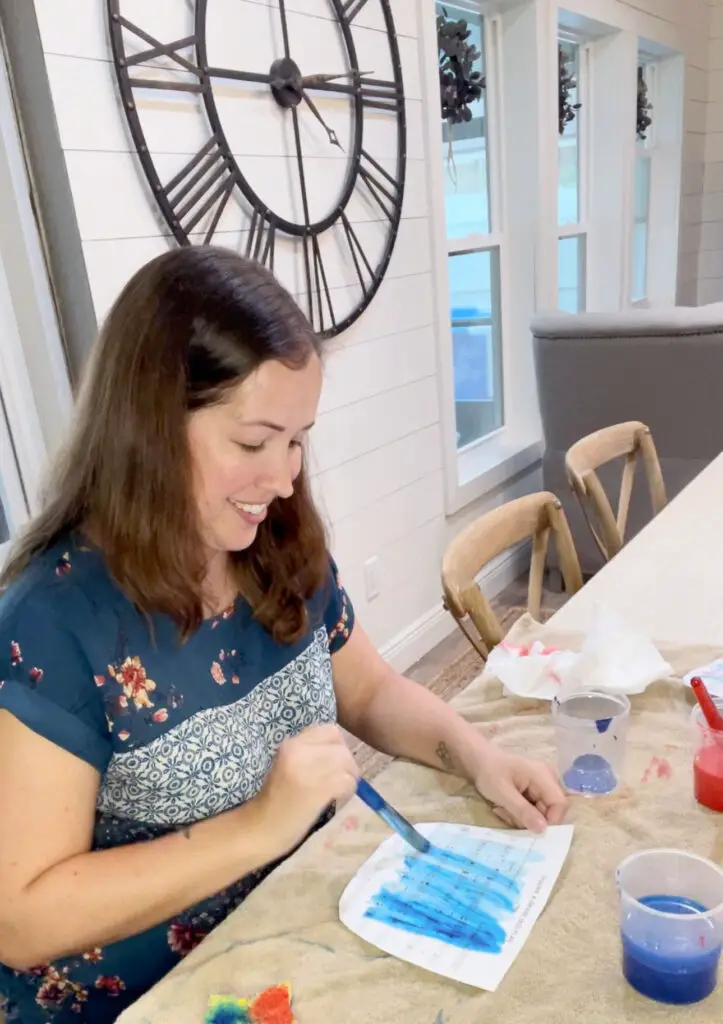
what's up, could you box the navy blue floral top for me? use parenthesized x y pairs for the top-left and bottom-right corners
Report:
(0, 535), (354, 1023)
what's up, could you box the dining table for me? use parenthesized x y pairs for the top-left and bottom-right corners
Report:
(119, 454), (723, 1024)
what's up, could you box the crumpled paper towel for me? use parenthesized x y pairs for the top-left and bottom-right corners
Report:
(483, 604), (674, 700)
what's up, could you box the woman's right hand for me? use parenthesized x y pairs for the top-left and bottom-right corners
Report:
(252, 724), (359, 858)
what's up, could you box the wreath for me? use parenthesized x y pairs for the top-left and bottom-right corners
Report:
(558, 44), (581, 136)
(438, 10), (485, 126)
(637, 65), (653, 141)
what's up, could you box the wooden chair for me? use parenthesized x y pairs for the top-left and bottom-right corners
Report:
(441, 491), (583, 659)
(565, 421), (667, 563)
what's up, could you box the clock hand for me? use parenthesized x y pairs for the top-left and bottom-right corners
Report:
(301, 70), (374, 88)
(205, 67), (271, 85)
(277, 0), (291, 60)
(301, 91), (344, 151)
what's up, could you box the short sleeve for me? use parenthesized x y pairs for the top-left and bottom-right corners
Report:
(0, 592), (112, 772)
(324, 558), (355, 654)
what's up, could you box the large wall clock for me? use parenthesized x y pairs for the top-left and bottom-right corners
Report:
(107, 0), (406, 338)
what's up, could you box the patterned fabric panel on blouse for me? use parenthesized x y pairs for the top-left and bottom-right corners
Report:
(0, 536), (354, 1024)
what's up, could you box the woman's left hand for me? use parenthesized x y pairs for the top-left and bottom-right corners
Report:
(472, 747), (568, 833)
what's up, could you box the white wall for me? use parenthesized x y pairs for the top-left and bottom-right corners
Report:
(29, 0), (711, 668)
(700, 0), (723, 303)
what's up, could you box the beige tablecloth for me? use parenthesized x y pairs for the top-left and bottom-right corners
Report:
(120, 618), (723, 1024)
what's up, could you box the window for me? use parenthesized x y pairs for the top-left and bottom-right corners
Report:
(448, 249), (503, 446)
(632, 62), (654, 303)
(558, 38), (586, 312)
(632, 153), (651, 302)
(0, 402), (29, 551)
(558, 235), (586, 313)
(438, 4), (503, 448)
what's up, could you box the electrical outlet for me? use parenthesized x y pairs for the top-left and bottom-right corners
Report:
(364, 556), (380, 601)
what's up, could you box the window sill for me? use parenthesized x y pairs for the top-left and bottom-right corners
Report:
(447, 435), (544, 515)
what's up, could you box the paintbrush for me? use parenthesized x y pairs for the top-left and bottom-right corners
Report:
(356, 777), (430, 854)
(691, 676), (723, 731)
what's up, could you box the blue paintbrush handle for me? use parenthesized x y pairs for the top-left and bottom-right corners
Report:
(356, 777), (430, 854)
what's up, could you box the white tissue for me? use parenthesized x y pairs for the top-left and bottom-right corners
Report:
(484, 604), (673, 701)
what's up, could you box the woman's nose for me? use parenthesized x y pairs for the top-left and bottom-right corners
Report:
(266, 454), (295, 500)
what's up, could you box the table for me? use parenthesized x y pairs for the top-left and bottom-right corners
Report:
(120, 461), (723, 1024)
(551, 452), (723, 645)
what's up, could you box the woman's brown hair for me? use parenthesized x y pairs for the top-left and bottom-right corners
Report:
(1, 246), (329, 643)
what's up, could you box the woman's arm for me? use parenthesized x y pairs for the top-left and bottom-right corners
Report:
(332, 624), (491, 776)
(0, 714), (356, 970)
(332, 624), (568, 830)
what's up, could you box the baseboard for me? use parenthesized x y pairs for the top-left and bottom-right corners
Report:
(379, 541), (530, 673)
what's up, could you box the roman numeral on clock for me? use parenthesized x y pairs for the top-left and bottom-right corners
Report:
(159, 138), (236, 241)
(340, 213), (375, 296)
(245, 210), (277, 269)
(357, 150), (402, 222)
(360, 79), (402, 114)
(300, 234), (336, 334)
(112, 16), (204, 93)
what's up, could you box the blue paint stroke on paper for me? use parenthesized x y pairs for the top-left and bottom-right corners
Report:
(364, 839), (541, 954)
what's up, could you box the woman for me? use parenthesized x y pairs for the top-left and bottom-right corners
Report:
(0, 247), (566, 1022)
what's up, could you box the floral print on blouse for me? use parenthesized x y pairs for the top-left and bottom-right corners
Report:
(0, 537), (354, 1023)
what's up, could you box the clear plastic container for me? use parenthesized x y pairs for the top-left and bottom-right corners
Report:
(617, 849), (723, 1004)
(690, 698), (723, 812)
(552, 690), (629, 795)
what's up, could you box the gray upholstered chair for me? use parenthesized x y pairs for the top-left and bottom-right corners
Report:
(532, 306), (723, 576)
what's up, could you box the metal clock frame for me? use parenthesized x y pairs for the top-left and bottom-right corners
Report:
(107, 0), (407, 338)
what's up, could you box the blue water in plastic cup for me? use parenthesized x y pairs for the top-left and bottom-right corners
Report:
(617, 849), (723, 1004)
(552, 691), (630, 796)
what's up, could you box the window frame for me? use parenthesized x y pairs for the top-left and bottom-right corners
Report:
(440, 5), (506, 459)
(557, 34), (589, 312)
(0, 39), (70, 559)
(423, 8), (542, 515)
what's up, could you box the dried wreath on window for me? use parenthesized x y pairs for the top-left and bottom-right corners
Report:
(637, 65), (653, 141)
(438, 10), (485, 126)
(558, 45), (581, 135)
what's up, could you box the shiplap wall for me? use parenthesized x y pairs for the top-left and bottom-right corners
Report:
(699, 0), (723, 303)
(31, 0), (708, 664)
(33, 0), (521, 665)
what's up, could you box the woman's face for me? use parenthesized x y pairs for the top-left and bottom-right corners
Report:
(187, 354), (322, 557)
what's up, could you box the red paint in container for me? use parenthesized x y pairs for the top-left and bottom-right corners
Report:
(694, 744), (723, 812)
(690, 680), (723, 812)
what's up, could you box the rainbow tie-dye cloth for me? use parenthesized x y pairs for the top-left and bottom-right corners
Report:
(204, 983), (295, 1024)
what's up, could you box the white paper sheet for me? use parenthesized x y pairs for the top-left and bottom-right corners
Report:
(339, 822), (574, 992)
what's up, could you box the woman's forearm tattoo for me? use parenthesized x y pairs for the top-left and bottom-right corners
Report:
(436, 741), (456, 771)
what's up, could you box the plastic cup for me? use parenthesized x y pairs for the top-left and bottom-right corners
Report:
(617, 849), (723, 1004)
(691, 698), (723, 812)
(552, 690), (629, 795)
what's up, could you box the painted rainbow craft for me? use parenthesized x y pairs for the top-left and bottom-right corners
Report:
(205, 983), (295, 1024)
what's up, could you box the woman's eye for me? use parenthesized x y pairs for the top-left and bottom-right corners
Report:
(290, 439), (303, 450)
(238, 442), (264, 453)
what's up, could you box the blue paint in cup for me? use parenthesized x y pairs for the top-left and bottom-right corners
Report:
(553, 691), (630, 796)
(617, 850), (723, 1004)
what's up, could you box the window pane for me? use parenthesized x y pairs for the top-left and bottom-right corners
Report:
(631, 223), (648, 303)
(448, 249), (503, 447)
(558, 235), (586, 313)
(438, 4), (489, 238)
(634, 154), (651, 220)
(558, 41), (580, 226)
(632, 155), (651, 301)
